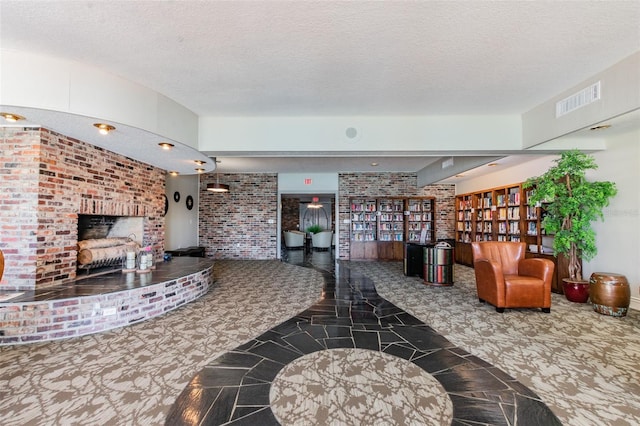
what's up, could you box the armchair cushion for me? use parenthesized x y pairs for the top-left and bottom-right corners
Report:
(471, 241), (554, 313)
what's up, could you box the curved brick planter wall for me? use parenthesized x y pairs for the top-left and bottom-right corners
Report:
(0, 258), (213, 346)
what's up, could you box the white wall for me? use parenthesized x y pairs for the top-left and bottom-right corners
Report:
(586, 130), (640, 307)
(455, 130), (640, 310)
(165, 175), (200, 250)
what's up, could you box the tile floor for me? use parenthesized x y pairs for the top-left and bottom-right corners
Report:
(165, 248), (560, 425)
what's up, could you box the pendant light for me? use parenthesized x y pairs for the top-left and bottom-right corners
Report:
(207, 158), (230, 193)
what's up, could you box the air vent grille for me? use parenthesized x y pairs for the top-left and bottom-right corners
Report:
(556, 81), (601, 118)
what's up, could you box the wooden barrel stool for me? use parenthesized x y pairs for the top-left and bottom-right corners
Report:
(589, 272), (630, 317)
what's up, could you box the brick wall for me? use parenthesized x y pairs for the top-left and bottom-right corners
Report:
(0, 128), (166, 290)
(199, 173), (278, 259)
(338, 173), (455, 260)
(281, 198), (300, 233)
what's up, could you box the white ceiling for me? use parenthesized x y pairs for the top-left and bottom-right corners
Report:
(1, 1), (639, 176)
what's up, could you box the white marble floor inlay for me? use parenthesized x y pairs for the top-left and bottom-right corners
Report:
(270, 348), (454, 425)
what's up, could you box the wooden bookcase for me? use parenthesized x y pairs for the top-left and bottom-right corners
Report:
(350, 197), (435, 260)
(455, 182), (572, 294)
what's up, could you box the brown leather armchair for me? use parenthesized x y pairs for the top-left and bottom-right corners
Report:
(471, 241), (554, 313)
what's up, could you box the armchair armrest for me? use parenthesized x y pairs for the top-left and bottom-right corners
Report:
(474, 258), (507, 304)
(518, 258), (554, 285)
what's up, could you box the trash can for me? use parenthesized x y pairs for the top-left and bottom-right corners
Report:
(424, 242), (454, 286)
(404, 243), (429, 277)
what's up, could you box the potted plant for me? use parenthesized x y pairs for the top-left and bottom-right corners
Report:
(306, 224), (323, 234)
(524, 149), (617, 302)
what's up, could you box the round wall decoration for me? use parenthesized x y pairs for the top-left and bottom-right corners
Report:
(186, 195), (194, 210)
(173, 191), (181, 202)
(163, 194), (169, 216)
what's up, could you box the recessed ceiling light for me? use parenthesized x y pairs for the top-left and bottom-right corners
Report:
(195, 168), (205, 173)
(93, 123), (115, 135)
(158, 142), (174, 150)
(371, 162), (379, 167)
(487, 163), (498, 167)
(590, 124), (612, 131)
(168, 171), (179, 176)
(194, 160), (207, 165)
(0, 112), (26, 122)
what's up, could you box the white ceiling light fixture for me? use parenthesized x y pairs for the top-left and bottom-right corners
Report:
(206, 158), (230, 193)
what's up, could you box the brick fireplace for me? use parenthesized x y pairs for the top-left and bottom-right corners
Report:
(0, 127), (166, 291)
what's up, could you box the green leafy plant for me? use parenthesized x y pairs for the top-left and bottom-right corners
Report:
(524, 149), (617, 281)
(306, 224), (323, 234)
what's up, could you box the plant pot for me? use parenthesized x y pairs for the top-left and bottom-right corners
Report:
(562, 279), (590, 303)
(589, 272), (630, 317)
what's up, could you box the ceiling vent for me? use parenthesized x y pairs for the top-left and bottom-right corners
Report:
(556, 81), (601, 118)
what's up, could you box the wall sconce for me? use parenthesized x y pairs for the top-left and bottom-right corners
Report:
(93, 123), (115, 135)
(1, 112), (26, 122)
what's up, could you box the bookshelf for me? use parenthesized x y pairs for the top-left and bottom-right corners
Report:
(350, 196), (435, 260)
(455, 182), (571, 293)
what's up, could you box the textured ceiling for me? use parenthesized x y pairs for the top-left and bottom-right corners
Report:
(1, 1), (639, 175)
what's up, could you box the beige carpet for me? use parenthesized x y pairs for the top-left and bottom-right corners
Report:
(1, 260), (639, 425)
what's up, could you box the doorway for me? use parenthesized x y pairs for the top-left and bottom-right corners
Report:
(279, 193), (337, 259)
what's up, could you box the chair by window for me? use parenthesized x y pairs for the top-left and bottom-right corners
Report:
(471, 241), (554, 313)
(283, 230), (305, 248)
(311, 230), (333, 250)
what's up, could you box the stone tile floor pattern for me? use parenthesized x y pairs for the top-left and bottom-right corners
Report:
(166, 249), (561, 425)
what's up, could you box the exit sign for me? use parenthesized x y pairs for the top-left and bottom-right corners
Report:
(304, 178), (312, 185)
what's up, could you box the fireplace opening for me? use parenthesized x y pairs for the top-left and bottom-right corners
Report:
(77, 215), (144, 276)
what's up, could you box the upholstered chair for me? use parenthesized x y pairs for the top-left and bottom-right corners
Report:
(311, 230), (333, 250)
(283, 230), (305, 248)
(471, 241), (554, 313)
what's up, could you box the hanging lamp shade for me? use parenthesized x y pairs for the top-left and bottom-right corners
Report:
(207, 182), (230, 193)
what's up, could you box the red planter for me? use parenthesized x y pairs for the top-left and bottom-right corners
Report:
(562, 279), (590, 303)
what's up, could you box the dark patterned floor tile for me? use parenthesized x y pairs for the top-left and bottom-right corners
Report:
(199, 386), (239, 425)
(283, 331), (325, 353)
(411, 348), (469, 373)
(382, 342), (416, 361)
(248, 340), (302, 364)
(450, 394), (511, 425)
(190, 366), (248, 387)
(271, 318), (305, 337)
(235, 382), (271, 406)
(435, 366), (511, 393)
(228, 407), (280, 426)
(207, 351), (264, 369)
(352, 329), (380, 350)
(391, 324), (453, 350)
(165, 387), (222, 425)
(245, 358), (286, 383)
(311, 315), (353, 326)
(323, 324), (352, 338)
(516, 394), (563, 425)
(324, 337), (354, 349)
(305, 324), (329, 339)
